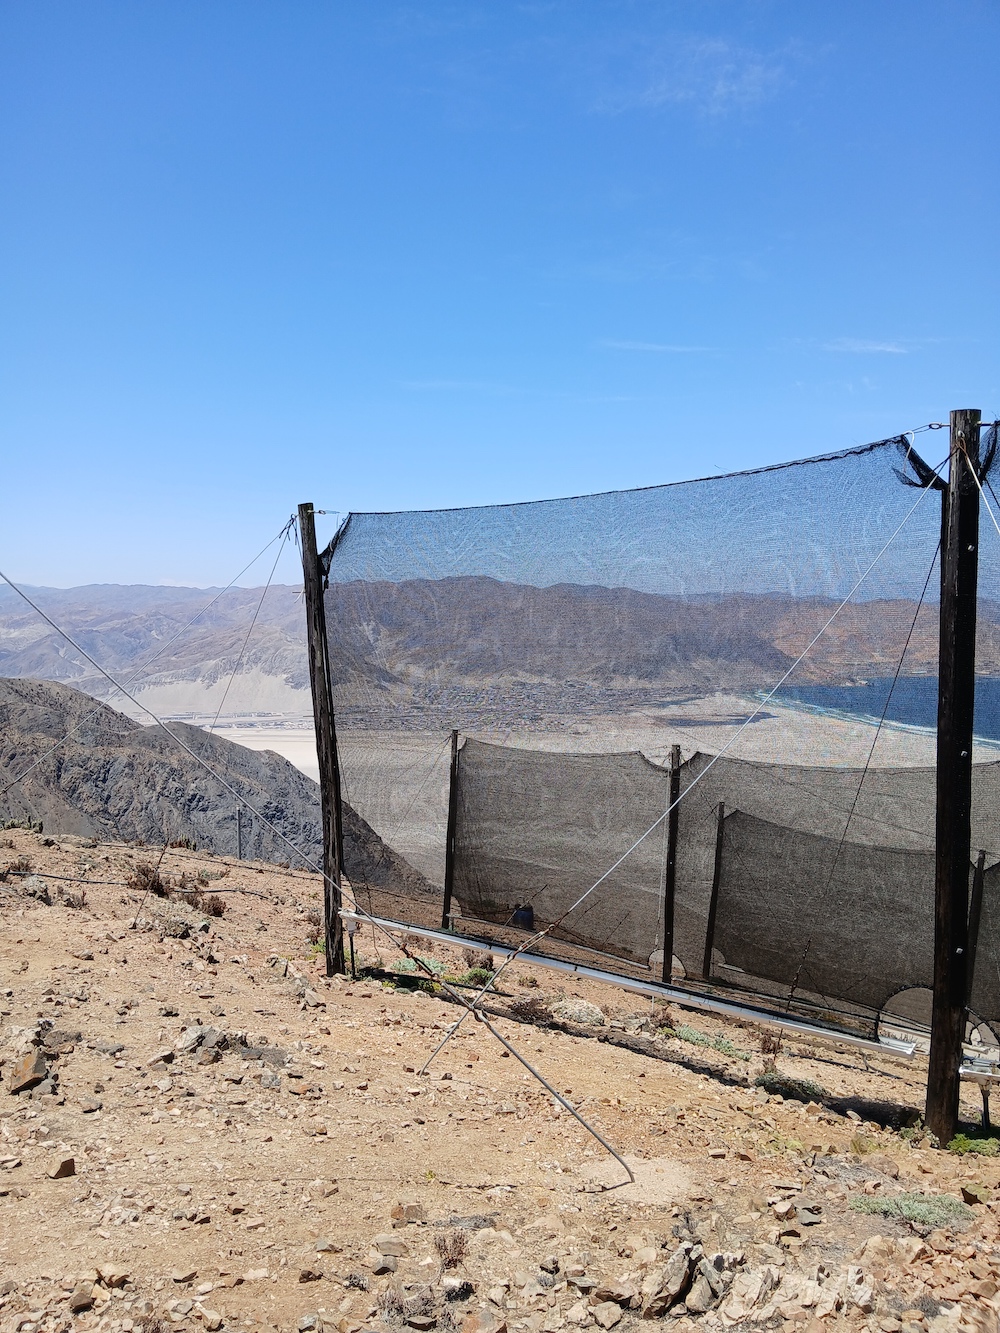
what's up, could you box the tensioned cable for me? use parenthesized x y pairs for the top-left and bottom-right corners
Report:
(0, 561), (636, 1187)
(207, 519), (295, 734)
(418, 451), (950, 1072)
(0, 519), (297, 800)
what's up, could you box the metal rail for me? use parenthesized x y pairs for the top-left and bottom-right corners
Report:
(340, 910), (917, 1059)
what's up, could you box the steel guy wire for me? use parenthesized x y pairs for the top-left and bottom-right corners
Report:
(208, 519), (295, 734)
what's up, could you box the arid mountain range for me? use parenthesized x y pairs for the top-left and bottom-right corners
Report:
(2, 580), (998, 724)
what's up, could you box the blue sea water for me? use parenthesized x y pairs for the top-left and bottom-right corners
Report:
(773, 676), (1000, 744)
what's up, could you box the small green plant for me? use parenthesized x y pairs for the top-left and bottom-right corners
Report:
(673, 1024), (750, 1060)
(455, 966), (494, 987)
(754, 1070), (826, 1103)
(948, 1132), (1000, 1157)
(850, 1191), (974, 1229)
(2, 819), (42, 833)
(397, 955), (447, 976)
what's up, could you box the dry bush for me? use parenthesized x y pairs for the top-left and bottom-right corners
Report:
(376, 1288), (405, 1322)
(11, 855), (32, 873)
(61, 888), (88, 910)
(517, 973), (539, 988)
(650, 1004), (674, 1030)
(760, 1029), (783, 1057)
(203, 893), (226, 917)
(126, 861), (169, 897)
(435, 1230), (468, 1270)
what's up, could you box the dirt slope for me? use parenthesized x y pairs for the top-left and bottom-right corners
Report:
(2, 830), (1000, 1333)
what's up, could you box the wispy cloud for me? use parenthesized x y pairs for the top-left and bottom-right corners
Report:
(601, 339), (714, 353)
(823, 338), (909, 355)
(600, 37), (795, 118)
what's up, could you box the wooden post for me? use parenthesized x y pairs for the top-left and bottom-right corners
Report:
(660, 744), (681, 984)
(926, 409), (981, 1145)
(298, 502), (346, 977)
(441, 729), (460, 930)
(702, 802), (725, 980)
(236, 805), (243, 861)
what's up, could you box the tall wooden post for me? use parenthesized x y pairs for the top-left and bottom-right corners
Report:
(926, 409), (981, 1144)
(298, 502), (346, 977)
(441, 729), (460, 930)
(660, 744), (681, 984)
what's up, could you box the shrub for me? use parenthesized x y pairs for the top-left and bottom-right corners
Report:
(305, 907), (322, 945)
(127, 861), (168, 897)
(203, 893), (226, 918)
(760, 1030), (783, 1056)
(435, 1231), (468, 1270)
(754, 1070), (826, 1103)
(850, 1192), (974, 1229)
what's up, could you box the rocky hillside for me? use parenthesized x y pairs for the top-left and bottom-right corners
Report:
(0, 677), (431, 897)
(0, 828), (998, 1333)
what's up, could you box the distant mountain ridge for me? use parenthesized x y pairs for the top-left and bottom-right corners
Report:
(5, 580), (1000, 725)
(327, 575), (1000, 697)
(0, 583), (309, 718)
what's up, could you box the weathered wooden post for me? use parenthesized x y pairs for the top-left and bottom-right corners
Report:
(298, 502), (346, 977)
(926, 409), (981, 1144)
(660, 744), (681, 984)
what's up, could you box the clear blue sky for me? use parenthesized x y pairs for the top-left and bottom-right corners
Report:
(2, 2), (997, 587)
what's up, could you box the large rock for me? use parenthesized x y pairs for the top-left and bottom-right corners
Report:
(8, 1049), (48, 1094)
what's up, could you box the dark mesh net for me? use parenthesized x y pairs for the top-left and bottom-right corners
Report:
(323, 433), (1000, 1039)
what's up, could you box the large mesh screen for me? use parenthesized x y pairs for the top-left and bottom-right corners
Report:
(452, 739), (670, 964)
(711, 809), (1000, 1039)
(323, 434), (1000, 1038)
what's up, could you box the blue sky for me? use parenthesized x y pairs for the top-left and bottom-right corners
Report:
(1, 2), (998, 587)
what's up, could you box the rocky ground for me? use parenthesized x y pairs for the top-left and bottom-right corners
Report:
(2, 829), (1000, 1333)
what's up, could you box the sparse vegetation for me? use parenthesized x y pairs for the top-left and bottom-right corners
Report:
(507, 994), (552, 1025)
(435, 1230), (468, 1270)
(671, 1023), (750, 1060)
(754, 1070), (826, 1103)
(850, 1191), (974, 1229)
(203, 893), (226, 917)
(948, 1132), (1000, 1157)
(2, 818), (42, 833)
(126, 860), (168, 897)
(760, 1029), (783, 1056)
